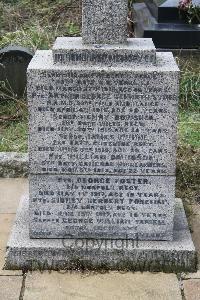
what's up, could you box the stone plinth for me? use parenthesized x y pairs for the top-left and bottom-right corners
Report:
(52, 37), (156, 66)
(82, 0), (128, 44)
(4, 196), (197, 273)
(29, 175), (175, 240)
(27, 48), (179, 240)
(28, 50), (179, 176)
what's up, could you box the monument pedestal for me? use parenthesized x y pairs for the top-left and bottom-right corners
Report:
(27, 38), (179, 242)
(5, 195), (196, 272)
(4, 0), (197, 272)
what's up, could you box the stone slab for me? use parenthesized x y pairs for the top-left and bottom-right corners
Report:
(183, 279), (200, 300)
(0, 214), (15, 271)
(52, 37), (156, 66)
(82, 0), (127, 44)
(29, 174), (175, 240)
(189, 204), (200, 268)
(28, 50), (179, 176)
(0, 214), (22, 275)
(23, 272), (182, 300)
(183, 270), (200, 279)
(5, 196), (197, 272)
(0, 178), (28, 213)
(144, 0), (199, 22)
(0, 276), (23, 300)
(0, 178), (27, 275)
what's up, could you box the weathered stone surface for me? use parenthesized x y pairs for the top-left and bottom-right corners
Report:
(0, 276), (23, 300)
(0, 152), (28, 178)
(29, 174), (175, 240)
(0, 178), (26, 275)
(28, 50), (179, 176)
(0, 178), (28, 213)
(182, 271), (200, 279)
(0, 214), (21, 275)
(5, 196), (197, 272)
(189, 204), (200, 268)
(52, 37), (156, 66)
(183, 279), (200, 300)
(23, 271), (182, 300)
(82, 0), (128, 44)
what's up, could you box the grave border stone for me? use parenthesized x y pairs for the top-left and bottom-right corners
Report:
(4, 195), (197, 272)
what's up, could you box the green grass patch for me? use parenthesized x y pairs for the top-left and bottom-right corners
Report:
(0, 0), (81, 51)
(176, 111), (200, 203)
(178, 112), (200, 148)
(0, 98), (28, 152)
(0, 119), (28, 152)
(176, 55), (200, 111)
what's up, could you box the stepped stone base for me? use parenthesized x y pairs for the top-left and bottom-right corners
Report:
(5, 195), (197, 272)
(52, 37), (156, 66)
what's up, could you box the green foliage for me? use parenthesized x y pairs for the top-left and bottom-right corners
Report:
(0, 95), (28, 152)
(187, 4), (200, 24)
(180, 71), (200, 110)
(178, 112), (200, 148)
(0, 22), (79, 51)
(176, 143), (200, 204)
(0, 0), (81, 50)
(179, 2), (200, 24)
(176, 111), (200, 204)
(128, 0), (135, 9)
(176, 55), (200, 111)
(0, 119), (28, 152)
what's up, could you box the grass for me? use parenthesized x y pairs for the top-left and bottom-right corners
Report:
(176, 54), (200, 111)
(0, 98), (28, 152)
(0, 0), (81, 150)
(0, 0), (81, 51)
(0, 0), (199, 205)
(178, 112), (200, 148)
(177, 111), (200, 204)
(0, 119), (27, 152)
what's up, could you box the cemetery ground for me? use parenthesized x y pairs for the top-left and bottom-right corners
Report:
(0, 0), (199, 299)
(0, 178), (200, 299)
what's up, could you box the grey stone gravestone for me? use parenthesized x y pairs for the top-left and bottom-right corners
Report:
(0, 46), (33, 99)
(82, 0), (127, 44)
(5, 0), (196, 272)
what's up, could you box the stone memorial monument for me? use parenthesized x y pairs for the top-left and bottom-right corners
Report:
(5, 0), (196, 272)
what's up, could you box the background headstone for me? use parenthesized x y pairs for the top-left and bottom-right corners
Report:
(0, 46), (33, 99)
(133, 0), (200, 48)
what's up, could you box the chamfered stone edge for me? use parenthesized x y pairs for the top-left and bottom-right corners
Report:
(4, 195), (197, 273)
